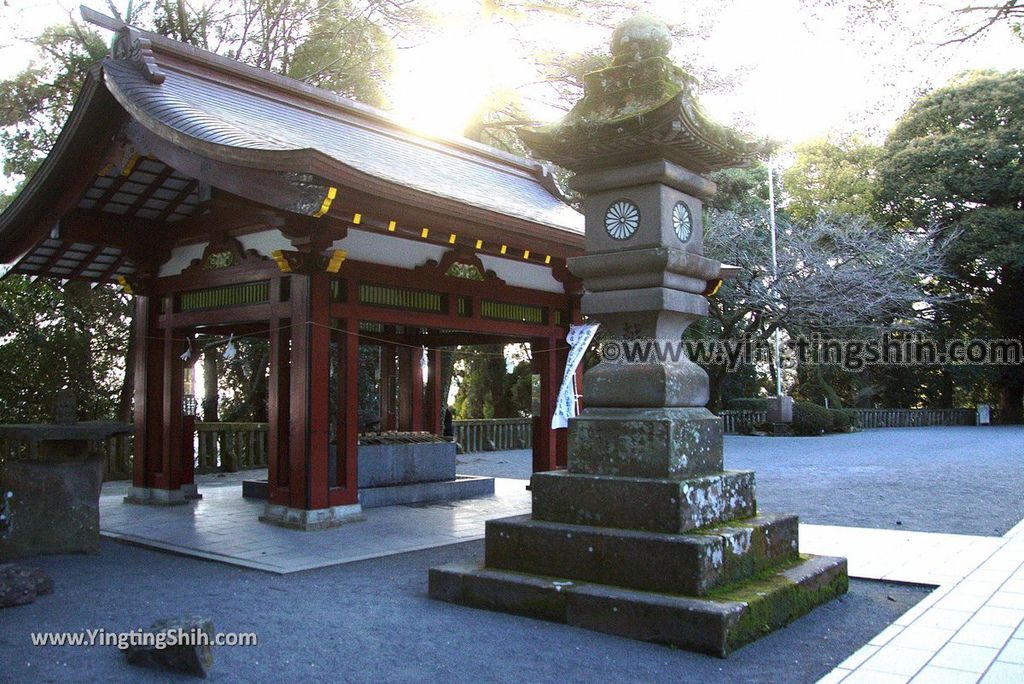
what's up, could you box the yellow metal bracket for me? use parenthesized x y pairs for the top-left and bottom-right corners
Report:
(271, 250), (292, 273)
(312, 187), (337, 218)
(325, 249), (347, 273)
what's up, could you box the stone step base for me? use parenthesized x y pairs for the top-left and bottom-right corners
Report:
(531, 469), (756, 534)
(485, 513), (798, 596)
(429, 554), (848, 658)
(243, 475), (494, 509)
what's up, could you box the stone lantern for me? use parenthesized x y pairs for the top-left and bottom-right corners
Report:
(430, 15), (847, 656)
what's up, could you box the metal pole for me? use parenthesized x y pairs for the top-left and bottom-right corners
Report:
(767, 162), (782, 397)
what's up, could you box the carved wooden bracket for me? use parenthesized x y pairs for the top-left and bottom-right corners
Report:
(182, 235), (266, 275)
(281, 215), (347, 254)
(551, 258), (583, 296)
(414, 248), (506, 287)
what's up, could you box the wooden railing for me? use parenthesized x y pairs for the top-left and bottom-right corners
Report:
(195, 422), (269, 473)
(0, 405), (1002, 482)
(453, 418), (532, 453)
(98, 433), (134, 481)
(848, 408), (977, 429)
(719, 410), (769, 434)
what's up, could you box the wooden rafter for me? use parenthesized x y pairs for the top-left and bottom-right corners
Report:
(155, 179), (198, 222)
(124, 164), (176, 217)
(92, 173), (134, 212)
(66, 244), (107, 279)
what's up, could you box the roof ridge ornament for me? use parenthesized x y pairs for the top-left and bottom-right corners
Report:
(80, 6), (165, 84)
(111, 25), (166, 84)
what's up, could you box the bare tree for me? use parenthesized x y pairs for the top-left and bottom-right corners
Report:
(701, 210), (954, 407)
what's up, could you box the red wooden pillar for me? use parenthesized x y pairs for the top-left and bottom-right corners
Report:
(555, 341), (570, 469)
(410, 346), (425, 432)
(160, 315), (185, 492)
(286, 271), (331, 512)
(532, 335), (560, 472)
(182, 414), (196, 488)
(397, 348), (413, 432)
(267, 313), (291, 504)
(131, 294), (161, 490)
(425, 348), (443, 434)
(127, 293), (196, 503)
(329, 317), (359, 505)
(381, 343), (396, 431)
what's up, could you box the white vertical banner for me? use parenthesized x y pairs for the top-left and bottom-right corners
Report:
(551, 323), (600, 429)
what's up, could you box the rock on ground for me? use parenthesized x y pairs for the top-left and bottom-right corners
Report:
(123, 616), (215, 678)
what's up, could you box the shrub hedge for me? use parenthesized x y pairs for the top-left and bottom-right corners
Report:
(792, 401), (833, 436)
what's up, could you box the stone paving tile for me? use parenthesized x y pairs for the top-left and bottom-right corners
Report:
(841, 669), (909, 684)
(817, 669), (851, 684)
(838, 644), (880, 670)
(987, 592), (1024, 610)
(891, 626), (959, 651)
(912, 609), (976, 632)
(870, 625), (907, 647)
(911, 666), (983, 683)
(818, 513), (1024, 684)
(951, 621), (1017, 649)
(929, 643), (1000, 674)
(996, 638), (1024, 664)
(980, 661), (1024, 683)
(972, 607), (1024, 628)
(861, 645), (934, 677)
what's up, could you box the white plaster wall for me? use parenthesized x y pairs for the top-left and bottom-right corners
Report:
(159, 242), (207, 277)
(158, 227), (565, 296)
(331, 229), (449, 269)
(479, 254), (563, 293)
(237, 229), (293, 255)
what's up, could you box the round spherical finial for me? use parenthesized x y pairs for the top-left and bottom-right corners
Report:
(610, 14), (672, 62)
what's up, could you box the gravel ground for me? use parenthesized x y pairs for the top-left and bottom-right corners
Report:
(2, 538), (927, 684)
(457, 426), (1024, 536)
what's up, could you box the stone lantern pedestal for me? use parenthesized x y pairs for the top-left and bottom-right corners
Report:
(429, 15), (846, 656)
(0, 420), (132, 559)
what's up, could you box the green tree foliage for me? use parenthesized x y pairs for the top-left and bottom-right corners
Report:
(0, 278), (131, 421)
(0, 2), (417, 424)
(877, 70), (1024, 421)
(452, 346), (532, 419)
(0, 25), (107, 184)
(782, 137), (882, 221)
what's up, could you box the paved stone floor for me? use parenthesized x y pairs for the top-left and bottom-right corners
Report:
(100, 478), (531, 573)
(819, 517), (1024, 683)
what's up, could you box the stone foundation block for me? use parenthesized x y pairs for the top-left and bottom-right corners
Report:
(259, 502), (365, 530)
(568, 407), (723, 478)
(531, 469), (756, 533)
(428, 554), (848, 657)
(484, 514), (799, 596)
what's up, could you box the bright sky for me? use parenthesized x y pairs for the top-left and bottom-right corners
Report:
(0, 1), (1022, 147)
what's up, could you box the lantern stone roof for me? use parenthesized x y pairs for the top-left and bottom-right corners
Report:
(519, 14), (758, 174)
(0, 10), (584, 281)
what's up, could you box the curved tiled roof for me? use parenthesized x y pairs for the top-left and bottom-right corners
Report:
(101, 36), (583, 237)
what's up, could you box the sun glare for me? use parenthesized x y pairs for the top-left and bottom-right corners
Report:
(390, 18), (526, 139)
(388, 4), (604, 140)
